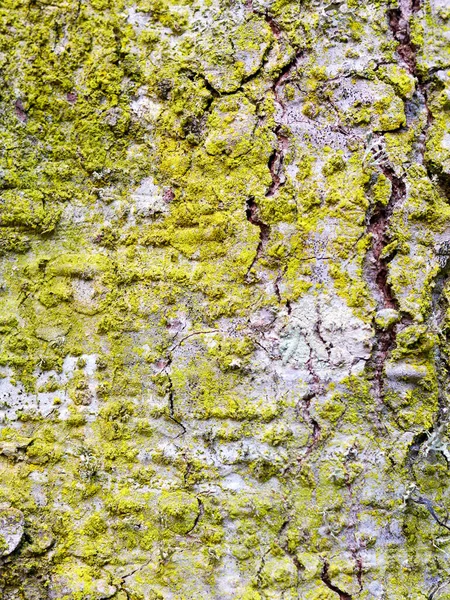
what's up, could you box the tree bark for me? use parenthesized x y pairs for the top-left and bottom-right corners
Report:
(0, 0), (450, 597)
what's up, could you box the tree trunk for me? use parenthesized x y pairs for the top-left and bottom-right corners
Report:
(0, 0), (449, 597)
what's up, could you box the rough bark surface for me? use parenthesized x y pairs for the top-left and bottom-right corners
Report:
(0, 0), (450, 598)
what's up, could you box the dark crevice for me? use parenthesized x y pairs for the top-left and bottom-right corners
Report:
(303, 391), (322, 449)
(284, 389), (323, 477)
(14, 99), (27, 123)
(435, 172), (450, 204)
(311, 417), (321, 443)
(306, 352), (321, 389)
(364, 2), (430, 414)
(182, 454), (193, 486)
(264, 46), (303, 197)
(255, 548), (272, 589)
(389, 0), (450, 464)
(263, 13), (282, 39)
(120, 558), (153, 597)
(363, 0), (431, 410)
(242, 7), (303, 285)
(355, 556), (363, 591)
(245, 196), (270, 278)
(366, 159), (406, 305)
(429, 581), (450, 600)
(315, 300), (332, 360)
(387, 0), (433, 166)
(364, 153), (406, 406)
(343, 455), (364, 594)
(277, 517), (304, 577)
(266, 133), (289, 197)
(385, 0), (450, 503)
(274, 273), (282, 304)
(387, 6), (417, 75)
(387, 0), (424, 75)
(367, 206), (396, 311)
(164, 360), (187, 435)
(406, 430), (431, 472)
(168, 392), (187, 435)
(321, 561), (353, 599)
(274, 265), (292, 313)
(185, 498), (204, 535)
(409, 494), (450, 532)
(188, 33), (275, 102)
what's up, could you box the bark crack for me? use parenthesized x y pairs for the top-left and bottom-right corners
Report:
(407, 490), (450, 533)
(364, 0), (430, 409)
(158, 353), (187, 436)
(364, 140), (405, 406)
(245, 196), (271, 279)
(321, 560), (353, 599)
(185, 497), (204, 535)
(264, 45), (303, 197)
(242, 7), (303, 285)
(167, 372), (187, 436)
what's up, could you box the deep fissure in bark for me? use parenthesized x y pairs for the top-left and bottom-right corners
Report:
(277, 517), (305, 579)
(244, 9), (303, 278)
(386, 0), (450, 477)
(406, 430), (430, 471)
(266, 131), (290, 197)
(367, 154), (406, 309)
(364, 164), (406, 404)
(365, 0), (429, 405)
(245, 196), (270, 277)
(388, 0), (433, 168)
(185, 498), (204, 535)
(302, 391), (322, 450)
(321, 561), (353, 600)
(387, 0), (435, 187)
(283, 388), (322, 478)
(409, 494), (450, 532)
(265, 43), (303, 197)
(343, 451), (365, 593)
(244, 51), (298, 274)
(163, 359), (187, 435)
(387, 6), (417, 75)
(355, 556), (363, 590)
(367, 189), (401, 309)
(387, 0), (423, 75)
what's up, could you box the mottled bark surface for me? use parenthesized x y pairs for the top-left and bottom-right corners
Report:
(0, 0), (450, 597)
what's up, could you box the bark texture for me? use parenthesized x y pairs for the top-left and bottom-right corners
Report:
(0, 0), (450, 597)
